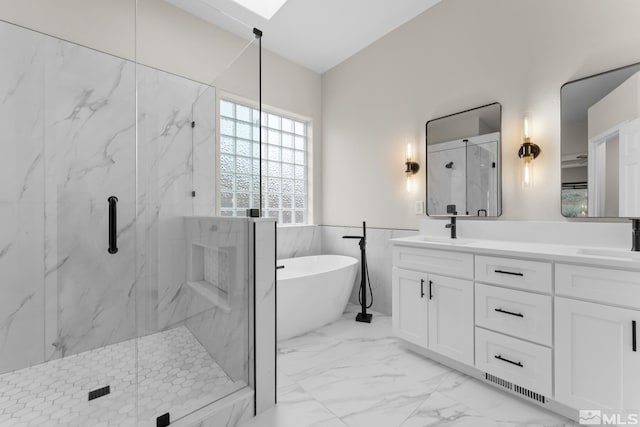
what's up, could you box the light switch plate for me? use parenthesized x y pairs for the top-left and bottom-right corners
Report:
(415, 200), (424, 215)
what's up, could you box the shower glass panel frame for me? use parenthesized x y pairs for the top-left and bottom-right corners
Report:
(0, 3), (262, 425)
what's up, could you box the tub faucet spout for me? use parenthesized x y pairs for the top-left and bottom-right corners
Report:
(342, 221), (372, 323)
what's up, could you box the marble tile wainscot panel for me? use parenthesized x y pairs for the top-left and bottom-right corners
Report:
(321, 226), (416, 315)
(276, 225), (322, 260)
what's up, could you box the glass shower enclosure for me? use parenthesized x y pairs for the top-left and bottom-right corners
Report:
(0, 1), (261, 425)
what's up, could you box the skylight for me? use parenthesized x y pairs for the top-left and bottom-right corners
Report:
(230, 0), (288, 19)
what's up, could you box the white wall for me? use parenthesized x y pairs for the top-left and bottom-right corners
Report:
(0, 0), (323, 222)
(321, 0), (640, 229)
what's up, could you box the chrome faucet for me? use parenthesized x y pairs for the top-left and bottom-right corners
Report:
(446, 204), (457, 239)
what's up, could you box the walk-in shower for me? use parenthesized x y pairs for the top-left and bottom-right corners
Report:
(0, 2), (267, 425)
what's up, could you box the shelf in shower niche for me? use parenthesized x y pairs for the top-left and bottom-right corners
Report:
(187, 281), (231, 313)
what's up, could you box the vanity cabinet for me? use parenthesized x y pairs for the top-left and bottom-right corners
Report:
(428, 274), (474, 365)
(391, 236), (640, 423)
(391, 268), (428, 347)
(554, 263), (640, 412)
(473, 255), (553, 397)
(391, 246), (474, 365)
(555, 297), (640, 411)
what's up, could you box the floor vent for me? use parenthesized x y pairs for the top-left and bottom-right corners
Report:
(485, 372), (513, 390)
(88, 385), (110, 401)
(514, 384), (546, 404)
(484, 373), (546, 404)
(157, 412), (170, 427)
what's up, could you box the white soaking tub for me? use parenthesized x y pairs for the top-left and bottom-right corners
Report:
(277, 255), (358, 341)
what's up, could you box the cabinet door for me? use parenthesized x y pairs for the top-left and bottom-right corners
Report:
(427, 274), (474, 365)
(392, 268), (428, 347)
(555, 297), (640, 411)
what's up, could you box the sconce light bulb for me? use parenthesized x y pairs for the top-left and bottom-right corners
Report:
(523, 114), (532, 142)
(406, 143), (412, 161)
(522, 155), (533, 189)
(406, 174), (412, 193)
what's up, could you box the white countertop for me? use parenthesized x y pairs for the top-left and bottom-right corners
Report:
(390, 235), (640, 270)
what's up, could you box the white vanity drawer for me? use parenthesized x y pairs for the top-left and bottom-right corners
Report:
(556, 264), (640, 310)
(475, 327), (552, 397)
(392, 245), (473, 279)
(475, 284), (552, 346)
(475, 255), (552, 293)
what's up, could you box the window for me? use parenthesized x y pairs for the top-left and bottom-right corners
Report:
(219, 99), (308, 224)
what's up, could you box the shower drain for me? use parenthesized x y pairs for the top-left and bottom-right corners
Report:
(87, 385), (111, 401)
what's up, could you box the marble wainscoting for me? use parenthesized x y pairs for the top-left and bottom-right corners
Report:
(276, 225), (321, 260)
(321, 226), (416, 315)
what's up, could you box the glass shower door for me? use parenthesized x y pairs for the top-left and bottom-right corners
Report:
(0, 18), (139, 426)
(45, 37), (138, 424)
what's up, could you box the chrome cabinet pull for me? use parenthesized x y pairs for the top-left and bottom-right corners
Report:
(420, 279), (425, 298)
(633, 320), (637, 352)
(429, 280), (433, 300)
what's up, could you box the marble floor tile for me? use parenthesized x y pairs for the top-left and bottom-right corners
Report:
(243, 304), (577, 427)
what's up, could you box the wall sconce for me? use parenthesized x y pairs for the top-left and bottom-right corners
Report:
(518, 114), (541, 189)
(405, 143), (420, 192)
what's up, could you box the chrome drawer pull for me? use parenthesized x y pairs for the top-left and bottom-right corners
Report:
(494, 269), (524, 277)
(494, 308), (524, 318)
(494, 354), (523, 367)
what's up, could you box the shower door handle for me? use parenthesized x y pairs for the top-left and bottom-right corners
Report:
(108, 196), (118, 254)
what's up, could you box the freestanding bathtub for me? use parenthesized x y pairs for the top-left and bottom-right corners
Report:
(277, 255), (358, 341)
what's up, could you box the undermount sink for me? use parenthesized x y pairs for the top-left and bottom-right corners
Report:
(418, 236), (476, 245)
(577, 247), (640, 261)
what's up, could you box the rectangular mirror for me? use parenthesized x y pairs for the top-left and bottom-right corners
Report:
(561, 62), (640, 218)
(426, 102), (501, 217)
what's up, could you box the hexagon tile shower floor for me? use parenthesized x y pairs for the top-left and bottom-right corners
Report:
(0, 326), (235, 426)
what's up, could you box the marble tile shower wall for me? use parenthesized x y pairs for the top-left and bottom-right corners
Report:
(183, 218), (250, 383)
(136, 66), (216, 334)
(0, 20), (217, 375)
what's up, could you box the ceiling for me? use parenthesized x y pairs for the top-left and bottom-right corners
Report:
(165, 0), (442, 74)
